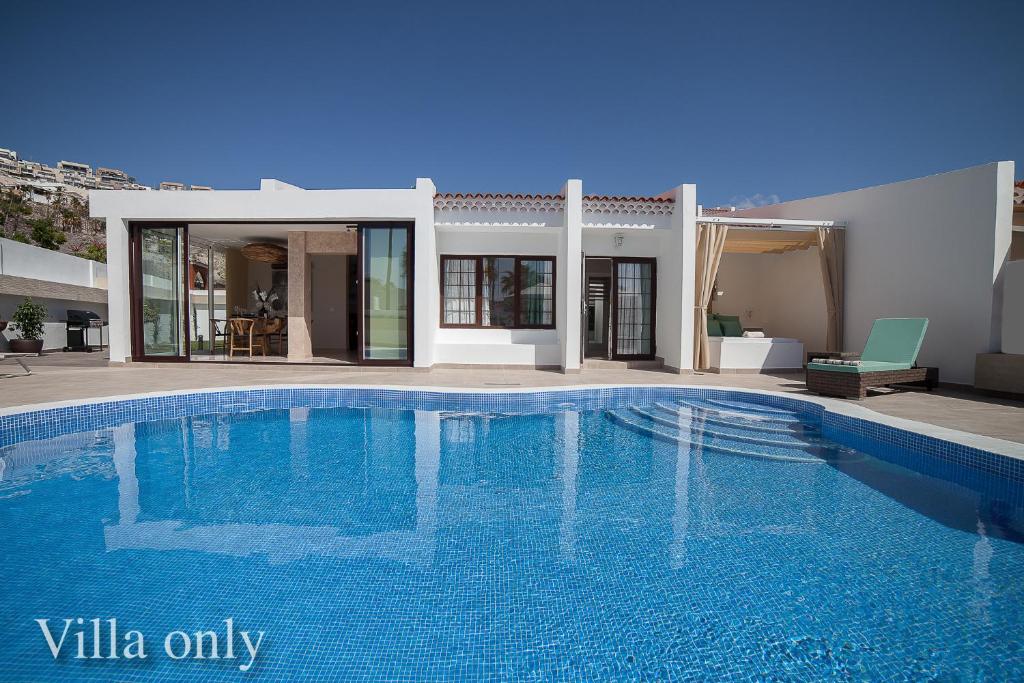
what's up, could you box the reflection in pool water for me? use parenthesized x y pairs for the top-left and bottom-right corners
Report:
(1, 402), (1023, 680)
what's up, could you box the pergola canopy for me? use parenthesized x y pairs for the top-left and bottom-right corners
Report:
(692, 215), (846, 368)
(723, 229), (819, 254)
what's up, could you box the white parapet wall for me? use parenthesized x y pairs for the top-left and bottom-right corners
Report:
(0, 237), (107, 288)
(731, 162), (1015, 385)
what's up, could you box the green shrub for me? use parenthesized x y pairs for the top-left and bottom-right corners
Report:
(77, 242), (107, 262)
(29, 218), (67, 251)
(10, 298), (47, 340)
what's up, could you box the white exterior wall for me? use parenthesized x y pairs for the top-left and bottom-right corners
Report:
(93, 181), (435, 364)
(732, 162), (1014, 384)
(94, 178), (693, 369)
(1002, 260), (1024, 355)
(434, 230), (562, 366)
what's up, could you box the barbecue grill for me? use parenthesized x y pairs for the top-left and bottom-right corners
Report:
(63, 310), (106, 352)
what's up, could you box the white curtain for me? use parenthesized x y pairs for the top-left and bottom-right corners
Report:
(693, 223), (729, 370)
(816, 227), (845, 352)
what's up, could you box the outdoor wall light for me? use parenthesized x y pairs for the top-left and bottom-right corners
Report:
(614, 233), (624, 248)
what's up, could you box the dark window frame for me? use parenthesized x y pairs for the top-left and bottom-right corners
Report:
(128, 222), (191, 362)
(611, 257), (657, 360)
(439, 254), (556, 330)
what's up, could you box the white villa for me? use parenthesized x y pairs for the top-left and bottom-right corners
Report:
(87, 161), (1021, 388)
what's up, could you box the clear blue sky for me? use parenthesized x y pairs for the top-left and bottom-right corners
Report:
(2, 1), (1019, 206)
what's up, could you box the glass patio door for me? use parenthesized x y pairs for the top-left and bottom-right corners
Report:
(612, 258), (656, 359)
(130, 224), (189, 360)
(359, 223), (412, 364)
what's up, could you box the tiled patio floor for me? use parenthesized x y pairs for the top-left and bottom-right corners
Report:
(3, 351), (1022, 444)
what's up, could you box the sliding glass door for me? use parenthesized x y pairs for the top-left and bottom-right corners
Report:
(612, 258), (656, 359)
(360, 223), (413, 364)
(130, 224), (189, 360)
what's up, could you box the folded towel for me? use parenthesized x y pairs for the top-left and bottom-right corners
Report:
(811, 358), (861, 366)
(742, 330), (765, 338)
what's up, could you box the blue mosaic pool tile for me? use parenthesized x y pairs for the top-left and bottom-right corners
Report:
(0, 386), (1019, 487)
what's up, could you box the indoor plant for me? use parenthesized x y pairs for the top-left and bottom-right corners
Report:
(9, 298), (47, 354)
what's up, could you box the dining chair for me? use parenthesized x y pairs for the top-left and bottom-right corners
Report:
(228, 318), (263, 358)
(261, 317), (287, 355)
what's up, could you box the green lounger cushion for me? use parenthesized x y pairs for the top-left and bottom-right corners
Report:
(807, 360), (913, 374)
(808, 317), (929, 375)
(860, 318), (929, 365)
(717, 315), (744, 337)
(707, 317), (724, 337)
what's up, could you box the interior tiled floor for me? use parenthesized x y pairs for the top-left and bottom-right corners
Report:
(3, 351), (1022, 444)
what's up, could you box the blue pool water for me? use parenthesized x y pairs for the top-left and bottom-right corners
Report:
(2, 393), (1024, 680)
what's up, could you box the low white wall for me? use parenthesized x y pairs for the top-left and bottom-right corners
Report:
(709, 337), (804, 371)
(732, 162), (1015, 385)
(0, 237), (107, 288)
(433, 328), (560, 366)
(1003, 260), (1024, 355)
(189, 289), (227, 345)
(715, 249), (828, 353)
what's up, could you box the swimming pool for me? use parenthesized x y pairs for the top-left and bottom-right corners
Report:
(2, 386), (1023, 680)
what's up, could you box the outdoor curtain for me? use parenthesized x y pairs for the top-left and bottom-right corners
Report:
(693, 222), (729, 370)
(816, 226), (845, 352)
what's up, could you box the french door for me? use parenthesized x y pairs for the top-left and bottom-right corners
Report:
(358, 222), (413, 365)
(129, 224), (190, 361)
(611, 258), (656, 360)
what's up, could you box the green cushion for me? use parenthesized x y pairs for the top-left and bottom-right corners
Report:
(860, 318), (929, 365)
(807, 360), (913, 374)
(707, 318), (724, 336)
(717, 315), (743, 337)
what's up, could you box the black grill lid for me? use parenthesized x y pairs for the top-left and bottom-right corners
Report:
(66, 310), (101, 323)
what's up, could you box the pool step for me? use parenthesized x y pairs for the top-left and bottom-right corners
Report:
(703, 397), (802, 418)
(652, 402), (814, 435)
(605, 410), (824, 464)
(672, 399), (803, 426)
(629, 407), (825, 451)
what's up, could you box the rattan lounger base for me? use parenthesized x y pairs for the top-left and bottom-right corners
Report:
(806, 366), (937, 399)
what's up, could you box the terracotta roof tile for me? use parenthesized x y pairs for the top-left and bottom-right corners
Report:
(435, 192), (564, 201)
(583, 194), (674, 204)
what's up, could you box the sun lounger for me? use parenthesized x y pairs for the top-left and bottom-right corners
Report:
(805, 318), (934, 399)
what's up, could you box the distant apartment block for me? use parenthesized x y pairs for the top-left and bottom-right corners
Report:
(0, 146), (212, 203)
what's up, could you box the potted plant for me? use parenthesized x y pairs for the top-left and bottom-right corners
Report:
(9, 298), (47, 354)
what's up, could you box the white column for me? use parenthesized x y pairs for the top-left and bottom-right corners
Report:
(559, 180), (583, 372)
(679, 184), (698, 372)
(413, 178), (437, 368)
(105, 216), (131, 363)
(657, 184), (697, 372)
